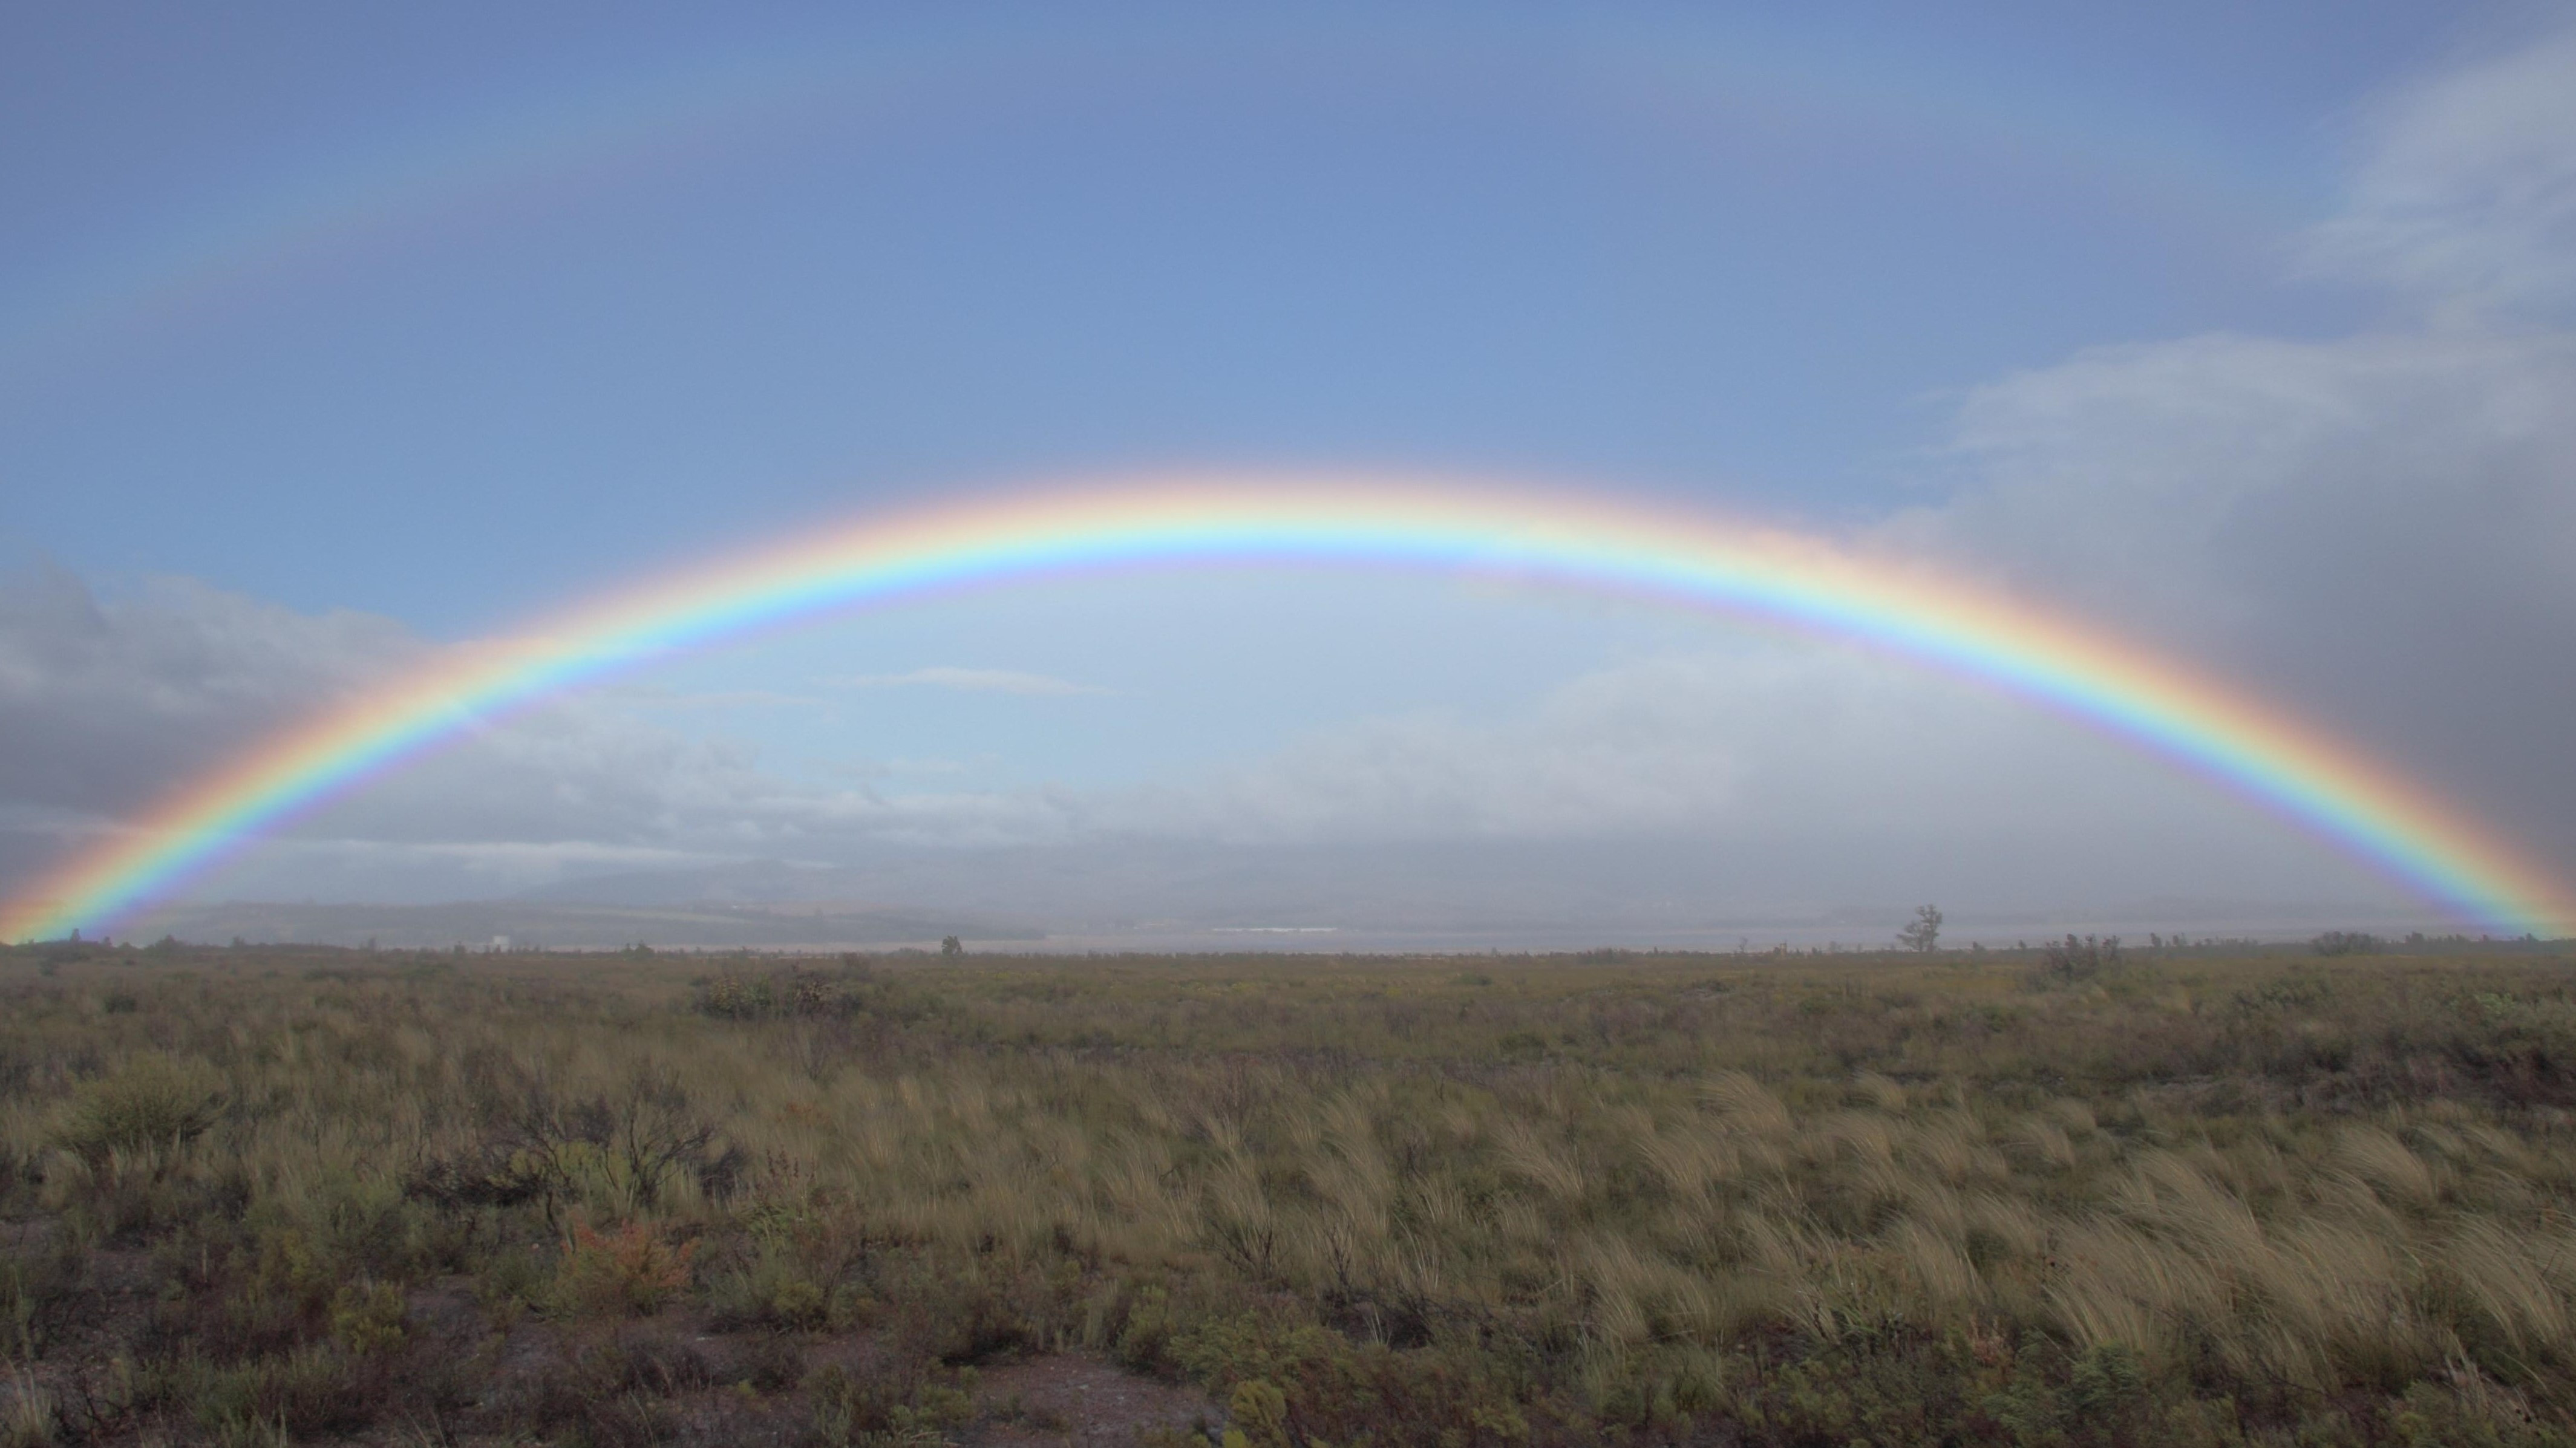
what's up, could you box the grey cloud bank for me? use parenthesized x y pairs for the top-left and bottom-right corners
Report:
(0, 566), (422, 823)
(1880, 24), (2576, 872)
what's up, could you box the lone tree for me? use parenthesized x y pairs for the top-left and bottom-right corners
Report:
(1898, 904), (1943, 953)
(940, 934), (964, 958)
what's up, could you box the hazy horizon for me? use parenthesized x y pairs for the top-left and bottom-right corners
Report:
(102, 844), (2487, 956)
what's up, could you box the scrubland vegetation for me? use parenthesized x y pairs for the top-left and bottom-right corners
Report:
(4, 938), (2576, 1446)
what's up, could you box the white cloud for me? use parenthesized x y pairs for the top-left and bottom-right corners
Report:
(310, 696), (1087, 853)
(2307, 22), (2576, 318)
(1883, 329), (2576, 645)
(831, 666), (1111, 696)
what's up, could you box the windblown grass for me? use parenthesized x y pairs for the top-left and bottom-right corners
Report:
(0, 938), (2573, 1444)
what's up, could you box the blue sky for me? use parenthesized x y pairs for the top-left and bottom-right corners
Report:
(2, 0), (2437, 618)
(5, 2), (2572, 940)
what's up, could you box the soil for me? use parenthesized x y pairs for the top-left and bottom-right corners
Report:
(961, 1354), (1220, 1446)
(0, 1258), (1222, 1447)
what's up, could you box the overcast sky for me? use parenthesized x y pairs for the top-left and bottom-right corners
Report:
(4, 2), (2571, 939)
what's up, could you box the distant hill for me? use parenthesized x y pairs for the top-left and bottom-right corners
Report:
(107, 841), (2441, 952)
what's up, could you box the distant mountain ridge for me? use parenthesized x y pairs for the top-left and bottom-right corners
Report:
(105, 843), (2444, 951)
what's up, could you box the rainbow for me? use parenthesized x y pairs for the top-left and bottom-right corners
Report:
(4, 475), (2567, 942)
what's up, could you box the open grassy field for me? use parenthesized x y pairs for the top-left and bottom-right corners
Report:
(3, 937), (2574, 1447)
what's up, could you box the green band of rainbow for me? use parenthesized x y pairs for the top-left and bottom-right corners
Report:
(5, 476), (2566, 941)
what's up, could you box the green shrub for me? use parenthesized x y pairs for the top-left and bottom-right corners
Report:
(141, 1345), (369, 1440)
(50, 1054), (224, 1162)
(804, 1360), (978, 1444)
(328, 1281), (407, 1355)
(694, 971), (775, 1019)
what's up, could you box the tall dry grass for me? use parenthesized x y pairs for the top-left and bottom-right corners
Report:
(1, 941), (2573, 1443)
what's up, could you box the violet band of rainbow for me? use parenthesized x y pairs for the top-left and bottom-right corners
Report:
(4, 476), (2566, 941)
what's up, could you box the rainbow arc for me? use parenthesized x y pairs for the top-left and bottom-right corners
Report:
(4, 476), (2566, 942)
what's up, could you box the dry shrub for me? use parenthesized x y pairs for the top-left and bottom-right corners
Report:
(549, 1221), (696, 1317)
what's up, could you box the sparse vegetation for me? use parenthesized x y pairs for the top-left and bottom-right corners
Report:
(1, 937), (2574, 1444)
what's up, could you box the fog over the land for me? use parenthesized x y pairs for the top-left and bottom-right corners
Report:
(5, 22), (2573, 943)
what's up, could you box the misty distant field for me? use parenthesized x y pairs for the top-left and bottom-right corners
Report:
(4, 938), (2575, 1446)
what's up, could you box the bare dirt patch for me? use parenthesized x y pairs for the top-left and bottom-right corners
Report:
(962, 1354), (1218, 1447)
